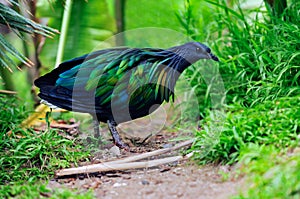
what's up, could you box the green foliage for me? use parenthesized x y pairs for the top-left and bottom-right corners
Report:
(192, 96), (300, 164)
(1, 183), (51, 199)
(1, 183), (94, 199)
(173, 0), (225, 116)
(183, 59), (225, 118)
(234, 145), (300, 198)
(0, 94), (89, 198)
(0, 94), (28, 132)
(187, 0), (300, 167)
(174, 0), (215, 41)
(0, 128), (86, 183)
(125, 0), (181, 31)
(38, 0), (116, 68)
(0, 3), (55, 37)
(178, 0), (300, 117)
(207, 0), (300, 106)
(0, 2), (57, 70)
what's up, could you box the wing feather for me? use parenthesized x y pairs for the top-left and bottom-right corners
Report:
(53, 47), (178, 110)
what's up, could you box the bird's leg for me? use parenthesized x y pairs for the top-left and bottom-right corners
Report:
(107, 120), (129, 150)
(92, 117), (105, 146)
(93, 118), (101, 138)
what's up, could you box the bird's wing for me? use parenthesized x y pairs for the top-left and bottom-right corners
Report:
(86, 49), (151, 106)
(129, 57), (175, 105)
(94, 50), (176, 107)
(55, 48), (176, 108)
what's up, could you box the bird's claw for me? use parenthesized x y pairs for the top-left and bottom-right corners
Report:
(108, 120), (129, 151)
(115, 141), (129, 151)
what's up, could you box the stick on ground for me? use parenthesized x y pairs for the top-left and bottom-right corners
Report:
(109, 139), (195, 164)
(55, 139), (195, 177)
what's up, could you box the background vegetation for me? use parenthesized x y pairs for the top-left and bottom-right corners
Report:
(0, 0), (299, 198)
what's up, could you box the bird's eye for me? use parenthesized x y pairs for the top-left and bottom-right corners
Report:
(196, 47), (200, 52)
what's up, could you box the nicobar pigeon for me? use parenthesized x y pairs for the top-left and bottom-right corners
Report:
(34, 42), (219, 149)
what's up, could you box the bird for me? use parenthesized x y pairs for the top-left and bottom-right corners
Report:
(34, 42), (219, 149)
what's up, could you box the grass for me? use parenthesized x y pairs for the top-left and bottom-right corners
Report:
(180, 0), (300, 113)
(2, 183), (94, 199)
(0, 94), (28, 133)
(210, 0), (300, 106)
(0, 94), (90, 198)
(183, 0), (300, 162)
(192, 95), (300, 164)
(179, 0), (300, 197)
(234, 145), (300, 198)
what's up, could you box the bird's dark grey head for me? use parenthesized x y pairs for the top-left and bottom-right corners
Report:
(169, 42), (219, 64)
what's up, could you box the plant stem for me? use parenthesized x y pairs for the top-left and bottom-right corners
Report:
(55, 0), (73, 68)
(115, 0), (126, 46)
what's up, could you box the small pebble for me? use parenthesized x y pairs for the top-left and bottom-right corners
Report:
(163, 143), (173, 148)
(141, 179), (150, 185)
(109, 145), (121, 156)
(113, 182), (127, 187)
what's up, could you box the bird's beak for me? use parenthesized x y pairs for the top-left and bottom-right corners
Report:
(209, 52), (219, 62)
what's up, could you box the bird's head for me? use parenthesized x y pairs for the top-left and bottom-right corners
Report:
(169, 42), (219, 64)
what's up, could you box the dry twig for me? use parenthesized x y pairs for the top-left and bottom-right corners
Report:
(55, 139), (195, 177)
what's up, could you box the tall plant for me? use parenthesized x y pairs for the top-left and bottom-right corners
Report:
(37, 0), (116, 70)
(0, 0), (57, 71)
(195, 0), (300, 106)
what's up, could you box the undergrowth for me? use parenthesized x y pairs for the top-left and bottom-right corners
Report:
(181, 1), (300, 197)
(0, 94), (28, 133)
(210, 0), (300, 106)
(192, 95), (300, 164)
(1, 183), (94, 199)
(184, 0), (300, 163)
(234, 145), (300, 198)
(181, 0), (300, 114)
(0, 94), (90, 198)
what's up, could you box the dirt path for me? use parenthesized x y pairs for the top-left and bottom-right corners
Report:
(96, 164), (242, 199)
(49, 162), (243, 199)
(48, 105), (244, 198)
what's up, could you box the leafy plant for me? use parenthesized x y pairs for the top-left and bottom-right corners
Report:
(37, 0), (116, 68)
(0, 94), (89, 198)
(0, 1), (57, 70)
(234, 145), (300, 199)
(206, 0), (300, 106)
(183, 0), (300, 167)
(1, 182), (94, 199)
(0, 94), (28, 132)
(192, 95), (300, 164)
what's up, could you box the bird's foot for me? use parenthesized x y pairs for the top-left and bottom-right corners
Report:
(108, 120), (129, 151)
(114, 137), (129, 151)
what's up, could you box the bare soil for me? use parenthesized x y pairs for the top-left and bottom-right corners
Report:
(47, 105), (245, 198)
(49, 162), (243, 199)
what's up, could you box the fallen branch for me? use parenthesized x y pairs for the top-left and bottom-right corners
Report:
(55, 139), (195, 177)
(110, 139), (195, 164)
(55, 152), (193, 177)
